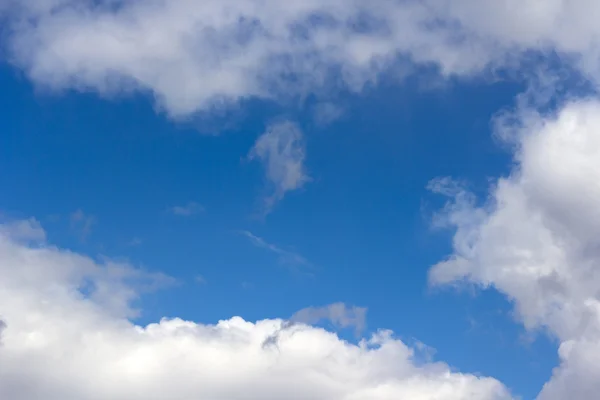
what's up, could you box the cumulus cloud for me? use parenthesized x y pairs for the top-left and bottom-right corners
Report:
(0, 0), (502, 118)
(291, 303), (367, 335)
(168, 202), (204, 217)
(429, 99), (600, 399)
(2, 0), (600, 120)
(0, 218), (512, 400)
(249, 121), (309, 213)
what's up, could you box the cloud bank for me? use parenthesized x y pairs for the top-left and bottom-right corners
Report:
(1, 0), (600, 119)
(0, 219), (511, 400)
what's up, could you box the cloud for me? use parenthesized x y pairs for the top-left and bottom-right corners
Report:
(3, 1), (600, 121)
(239, 230), (310, 270)
(312, 102), (344, 126)
(291, 303), (367, 335)
(249, 121), (309, 214)
(70, 209), (95, 240)
(0, 218), (46, 243)
(168, 202), (204, 217)
(0, 318), (6, 345)
(0, 0), (504, 119)
(0, 218), (512, 400)
(429, 99), (600, 399)
(195, 275), (207, 285)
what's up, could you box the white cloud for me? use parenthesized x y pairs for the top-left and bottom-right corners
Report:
(0, 0), (516, 119)
(168, 202), (204, 217)
(3, 0), (600, 120)
(0, 218), (512, 400)
(249, 121), (309, 213)
(0, 218), (46, 243)
(429, 99), (600, 399)
(291, 303), (367, 335)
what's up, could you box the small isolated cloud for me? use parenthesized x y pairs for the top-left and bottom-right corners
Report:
(248, 121), (310, 215)
(239, 230), (310, 271)
(195, 275), (207, 285)
(168, 202), (204, 217)
(70, 209), (95, 241)
(291, 303), (368, 336)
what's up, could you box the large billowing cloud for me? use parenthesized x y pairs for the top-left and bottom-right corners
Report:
(2, 1), (600, 118)
(429, 99), (600, 399)
(0, 219), (512, 400)
(0, 0), (560, 117)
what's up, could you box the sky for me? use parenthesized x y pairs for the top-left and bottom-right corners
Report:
(2, 1), (600, 399)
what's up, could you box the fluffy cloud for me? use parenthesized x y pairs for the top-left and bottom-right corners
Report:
(2, 1), (600, 119)
(429, 99), (600, 399)
(0, 0), (506, 118)
(0, 218), (512, 400)
(0, 217), (46, 242)
(249, 121), (309, 213)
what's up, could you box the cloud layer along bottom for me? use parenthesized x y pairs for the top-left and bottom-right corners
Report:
(0, 219), (510, 400)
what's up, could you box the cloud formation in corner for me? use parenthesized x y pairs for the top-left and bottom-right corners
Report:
(429, 99), (600, 399)
(0, 218), (512, 400)
(249, 121), (309, 214)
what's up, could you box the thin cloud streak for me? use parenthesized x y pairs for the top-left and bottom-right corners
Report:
(238, 230), (311, 271)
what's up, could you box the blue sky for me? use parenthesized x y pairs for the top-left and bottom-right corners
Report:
(0, 65), (554, 397)
(3, 2), (600, 400)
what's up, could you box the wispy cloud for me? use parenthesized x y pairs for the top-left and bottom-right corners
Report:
(248, 121), (310, 215)
(312, 102), (344, 126)
(239, 230), (310, 271)
(70, 209), (95, 241)
(291, 303), (368, 336)
(195, 275), (207, 285)
(168, 202), (204, 217)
